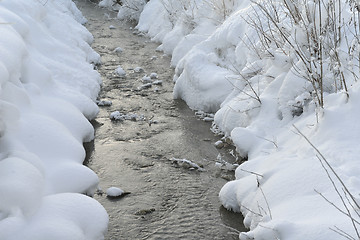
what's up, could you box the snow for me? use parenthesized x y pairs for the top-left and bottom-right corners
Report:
(133, 0), (360, 239)
(169, 157), (205, 172)
(0, 0), (107, 239)
(115, 66), (126, 76)
(3, 0), (359, 239)
(106, 187), (124, 197)
(98, 0), (115, 8)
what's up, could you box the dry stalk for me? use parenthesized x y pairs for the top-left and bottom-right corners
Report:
(293, 124), (360, 239)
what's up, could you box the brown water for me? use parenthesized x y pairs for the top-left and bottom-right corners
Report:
(75, 0), (247, 239)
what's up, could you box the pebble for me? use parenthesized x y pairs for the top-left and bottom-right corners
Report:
(109, 25), (116, 29)
(110, 111), (145, 121)
(135, 208), (155, 215)
(142, 75), (152, 83)
(113, 47), (123, 53)
(203, 117), (214, 122)
(138, 83), (152, 90)
(150, 72), (158, 79)
(152, 80), (163, 85)
(97, 100), (112, 106)
(134, 67), (144, 73)
(214, 140), (224, 149)
(115, 66), (126, 76)
(169, 157), (205, 171)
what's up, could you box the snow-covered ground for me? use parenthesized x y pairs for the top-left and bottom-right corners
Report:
(0, 0), (107, 239)
(100, 0), (360, 239)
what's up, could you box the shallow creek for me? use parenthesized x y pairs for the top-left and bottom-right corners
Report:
(75, 0), (247, 239)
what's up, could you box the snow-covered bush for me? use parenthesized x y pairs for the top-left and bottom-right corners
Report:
(137, 0), (241, 58)
(99, 0), (116, 8)
(117, 0), (148, 22)
(246, 0), (359, 108)
(98, 0), (148, 21)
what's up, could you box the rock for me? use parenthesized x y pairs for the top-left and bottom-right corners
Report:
(115, 66), (126, 76)
(135, 208), (155, 215)
(138, 83), (152, 90)
(148, 119), (159, 126)
(110, 111), (124, 121)
(169, 157), (205, 171)
(214, 140), (224, 149)
(113, 47), (123, 53)
(203, 117), (214, 122)
(222, 137), (233, 145)
(150, 72), (158, 79)
(152, 80), (163, 85)
(195, 111), (205, 117)
(142, 75), (152, 83)
(134, 67), (144, 73)
(109, 25), (116, 29)
(97, 100), (112, 106)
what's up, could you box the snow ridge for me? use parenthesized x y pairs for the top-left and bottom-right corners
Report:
(133, 0), (360, 239)
(0, 0), (107, 239)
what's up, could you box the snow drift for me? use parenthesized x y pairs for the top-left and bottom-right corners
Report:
(134, 0), (360, 239)
(0, 0), (107, 239)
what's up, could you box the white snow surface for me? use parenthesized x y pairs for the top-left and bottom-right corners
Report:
(106, 187), (124, 197)
(0, 0), (107, 240)
(134, 0), (360, 239)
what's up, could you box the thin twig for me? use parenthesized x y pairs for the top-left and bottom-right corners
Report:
(257, 176), (273, 220)
(240, 168), (264, 177)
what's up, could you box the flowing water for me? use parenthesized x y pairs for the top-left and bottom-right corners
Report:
(75, 1), (247, 239)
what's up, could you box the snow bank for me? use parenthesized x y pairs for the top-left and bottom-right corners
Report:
(135, 0), (360, 239)
(0, 0), (107, 239)
(98, 0), (147, 22)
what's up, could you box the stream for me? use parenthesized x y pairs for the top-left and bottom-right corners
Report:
(75, 1), (247, 239)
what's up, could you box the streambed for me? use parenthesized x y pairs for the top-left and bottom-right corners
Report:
(75, 1), (247, 239)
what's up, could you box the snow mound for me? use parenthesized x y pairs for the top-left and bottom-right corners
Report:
(135, 0), (360, 239)
(0, 0), (107, 239)
(106, 187), (124, 197)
